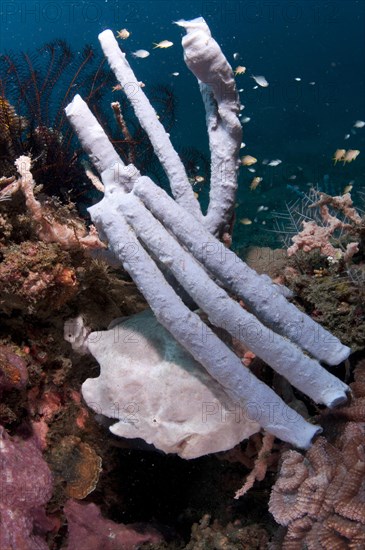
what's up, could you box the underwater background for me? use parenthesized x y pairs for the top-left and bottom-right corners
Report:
(1, 0), (364, 251)
(1, 2), (365, 549)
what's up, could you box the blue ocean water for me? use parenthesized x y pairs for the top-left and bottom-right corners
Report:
(1, 0), (364, 248)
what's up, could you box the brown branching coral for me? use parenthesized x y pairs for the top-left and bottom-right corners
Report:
(269, 359), (365, 549)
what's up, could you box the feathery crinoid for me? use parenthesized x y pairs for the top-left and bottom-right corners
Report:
(0, 41), (183, 206)
(0, 40), (113, 205)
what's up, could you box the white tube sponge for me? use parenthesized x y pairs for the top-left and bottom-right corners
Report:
(98, 30), (202, 221)
(132, 177), (351, 366)
(65, 94), (123, 175)
(117, 188), (349, 408)
(177, 18), (242, 236)
(88, 196), (321, 449)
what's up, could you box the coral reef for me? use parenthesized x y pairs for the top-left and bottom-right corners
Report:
(48, 435), (102, 499)
(269, 359), (365, 548)
(273, 189), (365, 351)
(284, 264), (365, 351)
(0, 427), (54, 550)
(0, 14), (363, 550)
(64, 500), (164, 549)
(0, 240), (78, 314)
(0, 39), (186, 207)
(185, 514), (269, 550)
(287, 191), (363, 262)
(0, 116), (149, 547)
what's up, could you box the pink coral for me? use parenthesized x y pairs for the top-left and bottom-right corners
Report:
(287, 191), (362, 262)
(0, 427), (53, 550)
(64, 500), (164, 550)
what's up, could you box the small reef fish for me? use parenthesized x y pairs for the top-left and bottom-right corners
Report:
(116, 28), (130, 39)
(240, 142), (246, 148)
(294, 77), (301, 81)
(233, 52), (240, 60)
(188, 175), (205, 186)
(268, 159), (282, 166)
(251, 75), (269, 87)
(354, 120), (365, 128)
(333, 149), (360, 164)
(343, 149), (360, 163)
(132, 49), (150, 58)
(234, 66), (246, 75)
(239, 217), (253, 225)
(344, 134), (350, 140)
(153, 40), (173, 49)
(171, 72), (179, 76)
(241, 116), (251, 123)
(343, 184), (353, 194)
(333, 149), (346, 164)
(250, 176), (262, 190)
(241, 155), (257, 166)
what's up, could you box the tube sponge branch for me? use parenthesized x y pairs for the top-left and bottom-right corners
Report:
(132, 178), (350, 368)
(65, 17), (350, 451)
(176, 18), (243, 235)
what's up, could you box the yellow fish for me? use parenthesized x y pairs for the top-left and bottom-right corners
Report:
(343, 149), (360, 163)
(153, 40), (173, 49)
(241, 155), (257, 166)
(234, 65), (246, 75)
(239, 218), (252, 225)
(250, 176), (262, 190)
(116, 28), (130, 40)
(333, 149), (346, 164)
